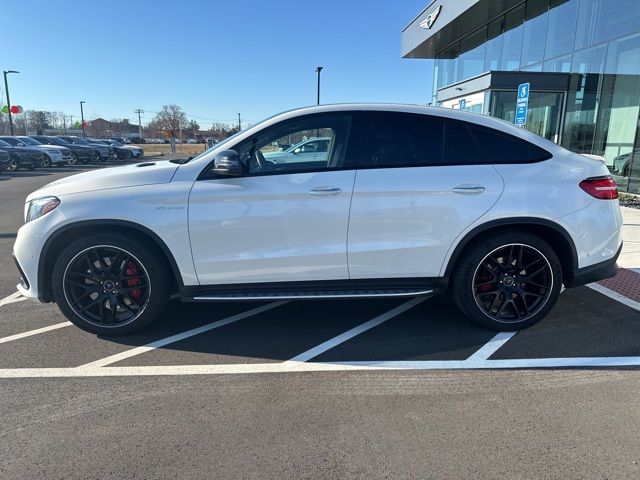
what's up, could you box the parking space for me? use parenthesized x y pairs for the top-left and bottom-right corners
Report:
(3, 163), (640, 478)
(1, 282), (640, 378)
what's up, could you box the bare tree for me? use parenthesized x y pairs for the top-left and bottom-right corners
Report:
(152, 105), (188, 152)
(27, 110), (52, 135)
(185, 119), (200, 139)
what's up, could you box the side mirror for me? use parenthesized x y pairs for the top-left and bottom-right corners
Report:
(212, 150), (243, 176)
(293, 147), (301, 155)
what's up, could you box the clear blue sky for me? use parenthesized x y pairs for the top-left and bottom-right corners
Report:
(3, 0), (433, 128)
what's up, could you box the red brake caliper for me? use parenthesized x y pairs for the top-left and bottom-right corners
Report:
(125, 261), (142, 300)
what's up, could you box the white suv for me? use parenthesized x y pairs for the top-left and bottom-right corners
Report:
(13, 104), (623, 335)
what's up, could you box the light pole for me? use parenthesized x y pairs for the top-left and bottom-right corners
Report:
(315, 66), (323, 105)
(80, 101), (86, 138)
(3, 70), (19, 135)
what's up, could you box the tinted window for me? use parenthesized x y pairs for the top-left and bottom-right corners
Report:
(443, 118), (551, 164)
(366, 113), (444, 167)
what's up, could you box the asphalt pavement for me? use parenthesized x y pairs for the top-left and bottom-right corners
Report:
(1, 161), (640, 479)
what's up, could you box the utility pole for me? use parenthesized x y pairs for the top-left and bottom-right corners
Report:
(135, 109), (143, 140)
(315, 66), (323, 105)
(3, 70), (19, 135)
(80, 101), (86, 138)
(237, 113), (242, 131)
(63, 115), (67, 134)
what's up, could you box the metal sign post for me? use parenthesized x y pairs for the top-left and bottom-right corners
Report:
(515, 82), (530, 127)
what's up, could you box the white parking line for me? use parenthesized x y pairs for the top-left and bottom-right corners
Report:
(2, 355), (640, 378)
(0, 292), (27, 308)
(80, 301), (288, 368)
(0, 322), (72, 345)
(587, 283), (640, 312)
(465, 331), (518, 363)
(286, 297), (426, 363)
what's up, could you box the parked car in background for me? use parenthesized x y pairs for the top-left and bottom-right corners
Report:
(0, 149), (10, 173)
(13, 104), (623, 335)
(89, 139), (132, 159)
(612, 149), (639, 177)
(0, 138), (42, 171)
(263, 137), (331, 164)
(186, 139), (198, 144)
(101, 139), (144, 158)
(30, 136), (97, 165)
(0, 136), (69, 167)
(58, 136), (116, 162)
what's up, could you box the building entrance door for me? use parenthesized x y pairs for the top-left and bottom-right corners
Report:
(490, 91), (564, 143)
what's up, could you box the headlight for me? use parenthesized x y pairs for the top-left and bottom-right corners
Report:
(26, 196), (60, 223)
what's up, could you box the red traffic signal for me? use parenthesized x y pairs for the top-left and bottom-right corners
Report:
(9, 105), (23, 114)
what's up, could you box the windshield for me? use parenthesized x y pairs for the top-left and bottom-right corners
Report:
(68, 137), (90, 145)
(51, 137), (71, 146)
(0, 137), (20, 146)
(0, 139), (11, 147)
(18, 137), (40, 146)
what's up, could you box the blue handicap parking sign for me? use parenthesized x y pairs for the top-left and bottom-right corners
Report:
(515, 82), (530, 126)
(459, 98), (466, 110)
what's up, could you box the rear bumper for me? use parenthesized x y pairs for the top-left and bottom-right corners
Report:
(565, 242), (622, 288)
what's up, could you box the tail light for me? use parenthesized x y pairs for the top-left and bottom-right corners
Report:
(579, 176), (619, 200)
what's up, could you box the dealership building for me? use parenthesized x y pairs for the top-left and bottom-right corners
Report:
(402, 0), (640, 193)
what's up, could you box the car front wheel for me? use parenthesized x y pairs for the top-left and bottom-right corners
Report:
(52, 234), (171, 335)
(451, 231), (562, 331)
(40, 155), (51, 168)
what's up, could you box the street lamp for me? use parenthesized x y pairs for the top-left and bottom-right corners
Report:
(3, 70), (19, 135)
(315, 66), (323, 105)
(80, 101), (86, 138)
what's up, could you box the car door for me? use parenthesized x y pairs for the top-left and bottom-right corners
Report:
(189, 112), (359, 285)
(347, 112), (504, 279)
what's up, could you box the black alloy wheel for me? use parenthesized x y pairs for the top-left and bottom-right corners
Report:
(62, 246), (151, 328)
(40, 155), (51, 168)
(452, 231), (562, 331)
(472, 244), (553, 323)
(7, 158), (18, 171)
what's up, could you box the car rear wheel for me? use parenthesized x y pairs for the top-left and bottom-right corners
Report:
(52, 234), (171, 335)
(451, 231), (562, 331)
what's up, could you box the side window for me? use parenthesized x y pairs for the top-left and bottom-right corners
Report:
(442, 119), (483, 164)
(467, 124), (553, 163)
(234, 114), (352, 175)
(366, 113), (444, 168)
(443, 118), (552, 164)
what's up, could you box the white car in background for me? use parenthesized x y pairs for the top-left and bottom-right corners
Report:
(13, 104), (622, 335)
(0, 136), (69, 167)
(264, 137), (331, 164)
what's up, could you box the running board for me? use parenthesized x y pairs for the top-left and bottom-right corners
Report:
(188, 288), (435, 302)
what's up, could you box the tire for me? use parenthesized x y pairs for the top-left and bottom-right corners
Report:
(69, 152), (78, 165)
(40, 155), (51, 168)
(451, 230), (563, 331)
(51, 234), (171, 335)
(7, 158), (18, 171)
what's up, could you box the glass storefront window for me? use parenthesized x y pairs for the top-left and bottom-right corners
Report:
(500, 3), (525, 70)
(545, 0), (578, 59)
(571, 44), (607, 74)
(457, 27), (487, 80)
(521, 0), (549, 67)
(543, 54), (572, 72)
(491, 91), (564, 142)
(575, 0), (640, 50)
(484, 16), (504, 71)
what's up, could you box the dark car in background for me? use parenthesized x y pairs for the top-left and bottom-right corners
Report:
(30, 136), (97, 165)
(612, 149), (639, 177)
(0, 139), (43, 171)
(89, 139), (132, 159)
(59, 136), (116, 162)
(0, 149), (10, 173)
(101, 139), (144, 158)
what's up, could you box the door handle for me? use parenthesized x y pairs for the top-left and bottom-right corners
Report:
(452, 184), (486, 195)
(309, 186), (342, 195)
